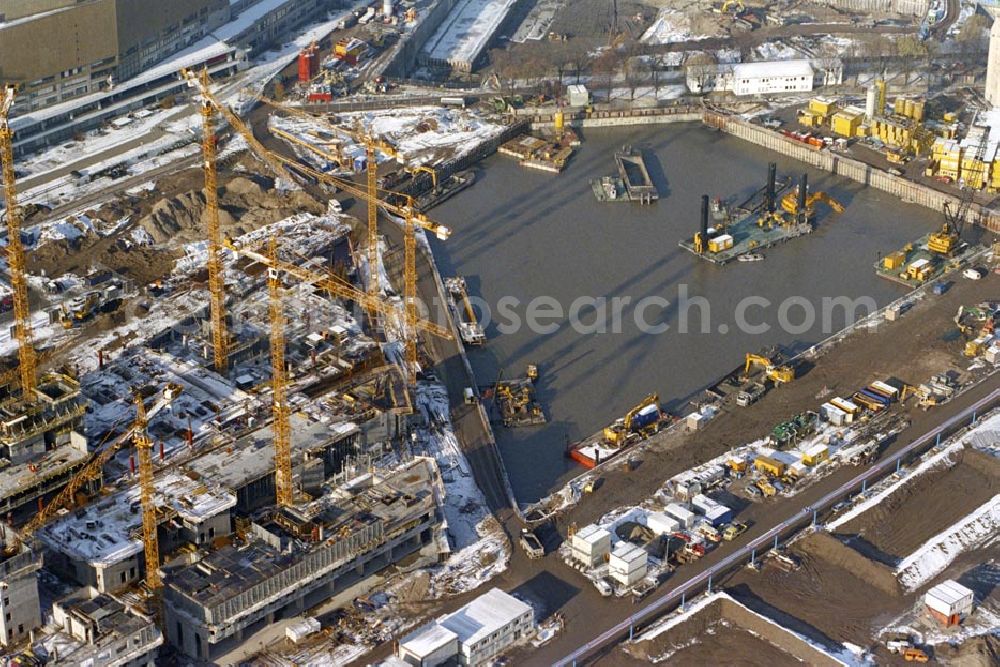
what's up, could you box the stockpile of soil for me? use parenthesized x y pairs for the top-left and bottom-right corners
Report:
(29, 171), (323, 285)
(137, 175), (323, 244)
(835, 451), (999, 558)
(723, 545), (906, 646)
(615, 622), (801, 666)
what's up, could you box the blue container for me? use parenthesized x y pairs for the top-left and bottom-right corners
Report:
(932, 282), (949, 295)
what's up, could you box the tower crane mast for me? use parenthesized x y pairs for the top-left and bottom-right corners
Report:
(133, 392), (161, 589)
(0, 85), (37, 395)
(267, 238), (294, 507)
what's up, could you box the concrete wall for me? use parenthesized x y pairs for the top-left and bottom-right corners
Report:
(0, 0), (79, 22)
(987, 19), (1000, 108)
(705, 112), (1000, 232)
(0, 552), (41, 647)
(383, 0), (460, 78)
(114, 0), (230, 79)
(165, 515), (435, 659)
(0, 0), (118, 85)
(809, 0), (929, 15)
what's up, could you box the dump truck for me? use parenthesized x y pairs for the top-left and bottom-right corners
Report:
(736, 382), (766, 407)
(755, 478), (777, 498)
(903, 648), (929, 663)
(519, 528), (544, 559)
(722, 521), (748, 541)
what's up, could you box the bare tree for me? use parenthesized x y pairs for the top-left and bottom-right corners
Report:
(592, 49), (621, 103)
(685, 52), (718, 96)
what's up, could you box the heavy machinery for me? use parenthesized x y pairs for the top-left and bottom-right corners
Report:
(180, 67), (305, 373)
(224, 238), (453, 364)
(519, 528), (544, 559)
(190, 74), (453, 381)
(603, 394), (662, 447)
(19, 384), (182, 540)
(744, 353), (796, 386)
(404, 165), (438, 190)
(722, 521), (748, 541)
(780, 187), (844, 220)
(929, 116), (987, 255)
(272, 155), (451, 377)
(132, 392), (161, 590)
(1, 85), (38, 395)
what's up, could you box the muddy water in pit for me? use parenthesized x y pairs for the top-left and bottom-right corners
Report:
(428, 123), (945, 503)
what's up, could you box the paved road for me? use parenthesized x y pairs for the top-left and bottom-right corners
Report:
(553, 384), (1000, 666)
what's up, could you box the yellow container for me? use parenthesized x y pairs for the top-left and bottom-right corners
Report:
(883, 251), (907, 270)
(754, 456), (786, 477)
(809, 97), (837, 115)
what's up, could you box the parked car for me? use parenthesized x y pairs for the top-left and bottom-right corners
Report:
(745, 484), (762, 498)
(963, 267), (987, 280)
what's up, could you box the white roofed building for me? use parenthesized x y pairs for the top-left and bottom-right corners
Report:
(398, 588), (535, 666)
(732, 60), (814, 96)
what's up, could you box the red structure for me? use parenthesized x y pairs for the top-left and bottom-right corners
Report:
(297, 41), (320, 82)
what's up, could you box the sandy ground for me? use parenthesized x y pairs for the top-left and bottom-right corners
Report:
(28, 154), (323, 286)
(609, 621), (803, 666)
(721, 548), (906, 647)
(835, 452), (1000, 560)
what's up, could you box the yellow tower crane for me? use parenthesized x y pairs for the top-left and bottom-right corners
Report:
(199, 90), (453, 381)
(256, 94), (390, 310)
(266, 238), (294, 507)
(19, 384), (182, 540)
(0, 85), (37, 395)
(133, 391), (161, 590)
(270, 154), (451, 377)
(180, 68), (299, 373)
(366, 140), (379, 310)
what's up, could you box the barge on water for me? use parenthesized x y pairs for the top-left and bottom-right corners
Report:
(680, 170), (839, 265)
(874, 234), (980, 286)
(445, 276), (486, 345)
(567, 395), (668, 468)
(488, 365), (545, 428)
(414, 170), (476, 212)
(590, 146), (659, 204)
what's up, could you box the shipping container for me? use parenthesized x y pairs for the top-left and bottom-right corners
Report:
(664, 503), (695, 528)
(645, 511), (680, 536)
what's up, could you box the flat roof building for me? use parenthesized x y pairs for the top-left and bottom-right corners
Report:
(163, 458), (443, 661)
(400, 588), (535, 667)
(44, 588), (163, 666)
(37, 471), (236, 593)
(0, 527), (42, 647)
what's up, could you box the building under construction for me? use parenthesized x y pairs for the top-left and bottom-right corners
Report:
(0, 373), (90, 517)
(0, 527), (42, 647)
(162, 457), (442, 660)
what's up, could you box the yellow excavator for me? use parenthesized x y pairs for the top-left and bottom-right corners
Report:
(603, 393), (662, 447)
(744, 353), (796, 385)
(780, 190), (844, 218)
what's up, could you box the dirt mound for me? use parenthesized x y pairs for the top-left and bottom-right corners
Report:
(798, 533), (901, 597)
(936, 633), (1000, 667)
(31, 231), (181, 285)
(137, 180), (322, 244)
(835, 452), (998, 558)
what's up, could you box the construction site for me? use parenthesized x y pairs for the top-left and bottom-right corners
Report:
(0, 0), (999, 665)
